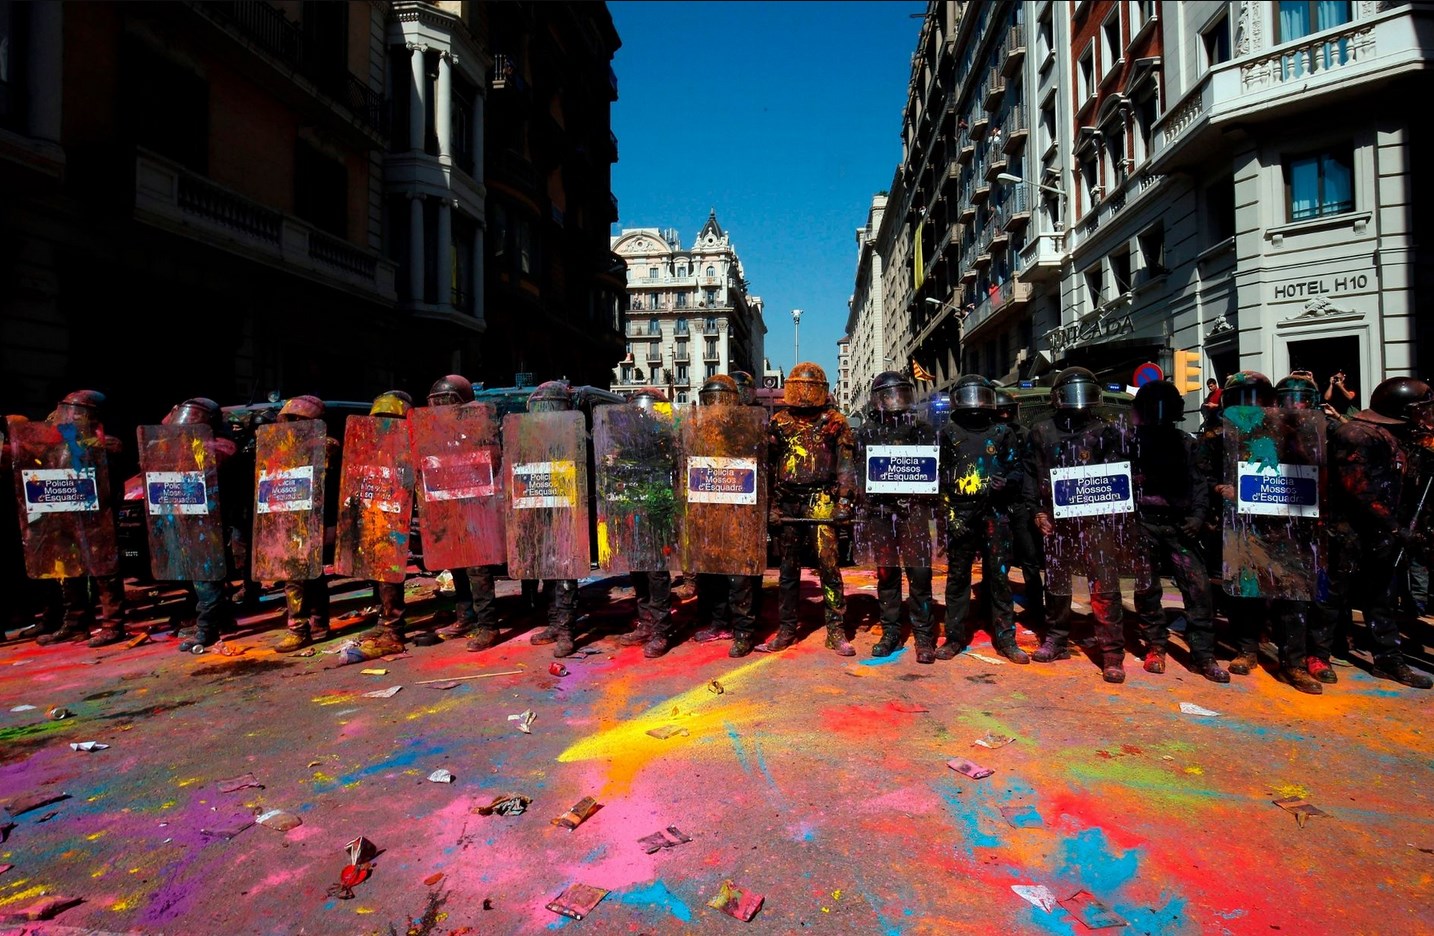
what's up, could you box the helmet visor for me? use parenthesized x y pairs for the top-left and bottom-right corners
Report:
(699, 387), (737, 407)
(871, 386), (915, 414)
(1277, 388), (1321, 410)
(1052, 381), (1100, 410)
(1411, 399), (1434, 432)
(952, 383), (996, 410)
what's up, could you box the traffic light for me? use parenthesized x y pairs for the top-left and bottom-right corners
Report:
(1172, 349), (1204, 395)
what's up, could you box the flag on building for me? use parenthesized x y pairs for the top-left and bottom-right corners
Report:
(913, 220), (925, 291)
(911, 359), (935, 382)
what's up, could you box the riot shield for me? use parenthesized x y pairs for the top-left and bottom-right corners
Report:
(854, 417), (938, 568)
(593, 403), (679, 573)
(410, 403), (506, 571)
(11, 420), (118, 579)
(678, 407), (767, 576)
(1039, 416), (1149, 594)
(1221, 407), (1325, 599)
(502, 410), (589, 580)
(252, 419), (327, 582)
(335, 415), (416, 583)
(137, 424), (226, 582)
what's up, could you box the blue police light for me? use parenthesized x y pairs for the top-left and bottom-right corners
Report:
(1106, 383), (1123, 391)
(1019, 380), (1035, 389)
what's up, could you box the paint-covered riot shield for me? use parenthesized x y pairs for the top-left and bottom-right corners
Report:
(10, 420), (117, 579)
(593, 403), (679, 573)
(502, 410), (589, 580)
(410, 403), (505, 571)
(1040, 417), (1149, 594)
(854, 418), (939, 568)
(137, 424), (226, 581)
(1221, 407), (1325, 599)
(252, 419), (328, 582)
(335, 416), (415, 584)
(678, 407), (767, 576)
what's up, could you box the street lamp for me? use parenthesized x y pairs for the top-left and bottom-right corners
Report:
(996, 172), (1066, 197)
(791, 308), (803, 363)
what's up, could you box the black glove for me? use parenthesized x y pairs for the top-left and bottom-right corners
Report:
(833, 497), (854, 522)
(1181, 516), (1204, 538)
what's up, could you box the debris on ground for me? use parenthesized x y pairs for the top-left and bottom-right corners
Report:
(708, 679), (725, 695)
(427, 769), (455, 784)
(362, 686), (403, 699)
(347, 837), (378, 865)
(10, 895), (82, 922)
(708, 879), (763, 921)
(552, 796), (599, 830)
(967, 652), (1006, 666)
(416, 669), (525, 685)
(47, 706), (72, 720)
(548, 662), (568, 677)
(424, 872), (444, 886)
(327, 861), (371, 900)
(1010, 884), (1057, 912)
(2, 792), (71, 819)
(360, 668), (388, 676)
(646, 725), (690, 740)
(68, 741), (109, 753)
(255, 809), (302, 831)
(1273, 795), (1331, 828)
(10, 704), (36, 712)
(508, 710), (536, 733)
(546, 883), (608, 920)
(999, 803), (1045, 828)
(974, 732), (1015, 749)
(1057, 889), (1127, 929)
(637, 826), (692, 854)
(475, 793), (531, 817)
(948, 757), (994, 780)
(425, 681), (460, 690)
(216, 773), (264, 793)
(1179, 702), (1221, 717)
(199, 818), (254, 841)
(125, 633), (151, 649)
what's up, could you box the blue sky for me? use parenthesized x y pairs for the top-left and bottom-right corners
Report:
(608, 0), (926, 383)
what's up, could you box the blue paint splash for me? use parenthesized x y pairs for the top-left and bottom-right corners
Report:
(725, 722), (751, 774)
(860, 647), (909, 666)
(617, 880), (693, 922)
(1053, 827), (1140, 894)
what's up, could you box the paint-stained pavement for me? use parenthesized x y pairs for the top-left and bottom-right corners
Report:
(0, 571), (1431, 936)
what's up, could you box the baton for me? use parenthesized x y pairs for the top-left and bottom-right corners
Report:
(1393, 472), (1434, 568)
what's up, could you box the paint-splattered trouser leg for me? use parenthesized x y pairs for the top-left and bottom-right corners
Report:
(1010, 505), (1046, 627)
(547, 579), (578, 633)
(728, 574), (756, 640)
(981, 514), (1016, 646)
(284, 578), (329, 630)
(1356, 545), (1407, 668)
(813, 523), (846, 631)
(1133, 520), (1216, 663)
(461, 565), (499, 629)
(60, 576), (96, 630)
(1222, 594), (1263, 656)
(695, 574), (730, 628)
(635, 571), (674, 637)
(777, 523), (804, 633)
(193, 579), (230, 641)
(905, 566), (935, 646)
(877, 566), (905, 629)
(943, 520), (981, 646)
(1087, 582), (1126, 655)
(1310, 522), (1358, 661)
(377, 581), (406, 631)
(1271, 599), (1310, 668)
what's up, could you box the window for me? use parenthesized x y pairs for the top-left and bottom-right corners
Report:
(1079, 150), (1099, 203)
(1084, 265), (1105, 309)
(674, 318), (689, 334)
(648, 266), (659, 279)
(704, 288), (718, 306)
(648, 293), (660, 310)
(1109, 248), (1132, 296)
(1205, 174), (1236, 245)
(1101, 120), (1125, 188)
(675, 292), (687, 308)
(1038, 12), (1054, 66)
(1133, 88), (1158, 164)
(1078, 46), (1095, 104)
(1131, 0), (1156, 29)
(705, 265), (716, 277)
(676, 364), (688, 381)
(1040, 101), (1056, 153)
(647, 318), (660, 335)
(1139, 223), (1166, 276)
(516, 218), (532, 274)
(1102, 12), (1122, 77)
(1275, 1), (1351, 42)
(630, 295), (642, 310)
(676, 392), (688, 405)
(1202, 14), (1231, 68)
(121, 39), (209, 173)
(295, 140), (348, 237)
(1285, 146), (1354, 221)
(704, 338), (718, 359)
(705, 364), (718, 379)
(676, 264), (688, 276)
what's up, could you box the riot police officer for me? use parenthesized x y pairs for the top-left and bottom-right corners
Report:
(354, 391), (422, 655)
(691, 374), (741, 646)
(991, 389), (1045, 632)
(762, 362), (855, 655)
(857, 371), (938, 662)
(1311, 376), (1434, 689)
(937, 375), (1026, 663)
(613, 387), (679, 658)
(273, 394), (337, 652)
(1025, 368), (1135, 682)
(1129, 381), (1229, 683)
(523, 380), (583, 658)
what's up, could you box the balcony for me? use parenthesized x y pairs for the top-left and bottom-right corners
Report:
(606, 130), (619, 163)
(958, 133), (975, 165)
(1002, 24), (1027, 77)
(187, 1), (386, 143)
(608, 192), (620, 222)
(1002, 103), (1029, 154)
(959, 200), (976, 222)
(491, 53), (524, 92)
(1003, 185), (1031, 231)
(673, 349), (690, 363)
(133, 148), (397, 304)
(1018, 230), (1067, 283)
(972, 178), (990, 204)
(970, 110), (990, 140)
(985, 151), (1008, 182)
(608, 65), (619, 101)
(984, 67), (1006, 111)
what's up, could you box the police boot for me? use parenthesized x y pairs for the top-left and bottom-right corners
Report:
(914, 638), (937, 665)
(553, 628), (577, 659)
(1196, 660), (1231, 683)
(1280, 665), (1323, 695)
(933, 624), (967, 660)
(1371, 658), (1433, 690)
(995, 641), (1031, 665)
(1031, 638), (1070, 663)
(87, 622), (128, 649)
(642, 632), (671, 659)
(728, 634), (756, 658)
(693, 624), (734, 643)
(274, 622), (311, 653)
(1227, 651), (1259, 676)
(179, 625), (220, 654)
(1306, 656), (1337, 684)
(756, 626), (798, 653)
(871, 624), (903, 658)
(465, 627), (499, 652)
(617, 623), (653, 648)
(437, 614), (476, 639)
(530, 626), (559, 646)
(36, 623), (87, 646)
(1101, 652), (1126, 684)
(1143, 649), (1166, 674)
(824, 626), (856, 657)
